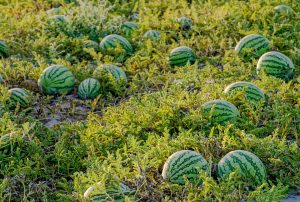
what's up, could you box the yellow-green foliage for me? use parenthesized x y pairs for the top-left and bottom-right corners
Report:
(0, 0), (299, 201)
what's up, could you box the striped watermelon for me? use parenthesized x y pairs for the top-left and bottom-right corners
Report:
(169, 46), (196, 67)
(93, 64), (127, 82)
(78, 78), (101, 100)
(202, 100), (240, 125)
(0, 41), (9, 58)
(274, 5), (294, 14)
(143, 30), (160, 41)
(121, 21), (139, 36)
(235, 34), (270, 60)
(162, 150), (208, 185)
(38, 65), (75, 95)
(177, 17), (192, 30)
(224, 82), (266, 104)
(99, 34), (133, 57)
(48, 15), (68, 24)
(217, 150), (267, 185)
(84, 182), (134, 202)
(8, 88), (31, 106)
(257, 51), (294, 80)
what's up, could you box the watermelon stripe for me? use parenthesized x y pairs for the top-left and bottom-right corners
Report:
(237, 36), (265, 51)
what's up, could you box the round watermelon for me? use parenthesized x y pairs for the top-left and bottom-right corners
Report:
(99, 34), (133, 57)
(162, 150), (208, 185)
(78, 78), (101, 100)
(46, 7), (64, 15)
(129, 12), (139, 21)
(169, 46), (196, 67)
(202, 100), (240, 125)
(224, 82), (266, 104)
(48, 15), (68, 24)
(257, 51), (294, 80)
(0, 41), (10, 58)
(235, 34), (270, 60)
(217, 150), (267, 185)
(274, 5), (294, 14)
(38, 65), (75, 95)
(121, 21), (139, 36)
(93, 64), (127, 82)
(8, 88), (31, 106)
(84, 182), (134, 202)
(177, 17), (192, 30)
(143, 30), (160, 41)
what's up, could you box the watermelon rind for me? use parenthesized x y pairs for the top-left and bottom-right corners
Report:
(235, 34), (270, 59)
(177, 17), (192, 30)
(162, 150), (208, 185)
(8, 88), (31, 106)
(143, 30), (161, 41)
(202, 99), (240, 125)
(217, 150), (267, 185)
(38, 65), (75, 95)
(224, 81), (266, 104)
(78, 78), (101, 100)
(256, 51), (294, 80)
(99, 34), (133, 57)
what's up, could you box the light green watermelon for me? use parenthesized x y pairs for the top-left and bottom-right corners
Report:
(8, 88), (31, 106)
(217, 150), (267, 185)
(99, 34), (133, 57)
(162, 150), (208, 185)
(274, 5), (294, 14)
(78, 78), (101, 100)
(84, 182), (134, 202)
(256, 51), (294, 80)
(177, 17), (192, 30)
(224, 82), (266, 104)
(38, 65), (75, 95)
(202, 100), (240, 125)
(121, 21), (139, 36)
(169, 46), (196, 67)
(143, 30), (160, 41)
(235, 34), (270, 60)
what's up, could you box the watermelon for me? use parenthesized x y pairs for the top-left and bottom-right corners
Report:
(177, 17), (192, 30)
(143, 30), (160, 41)
(84, 182), (134, 202)
(46, 7), (64, 15)
(78, 78), (101, 100)
(93, 64), (127, 82)
(83, 40), (99, 51)
(38, 65), (75, 95)
(48, 15), (68, 24)
(274, 5), (294, 14)
(256, 51), (294, 80)
(162, 150), (208, 185)
(99, 34), (133, 57)
(121, 21), (139, 36)
(8, 88), (31, 106)
(224, 82), (266, 104)
(169, 46), (196, 67)
(0, 41), (9, 58)
(202, 100), (240, 125)
(217, 150), (267, 185)
(235, 34), (270, 59)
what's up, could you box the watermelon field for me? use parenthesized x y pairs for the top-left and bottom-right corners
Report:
(0, 0), (299, 201)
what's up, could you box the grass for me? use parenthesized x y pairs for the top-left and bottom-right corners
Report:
(0, 0), (299, 201)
